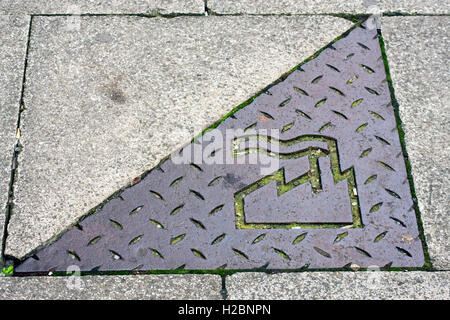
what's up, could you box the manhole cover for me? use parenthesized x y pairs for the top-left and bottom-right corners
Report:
(16, 21), (425, 273)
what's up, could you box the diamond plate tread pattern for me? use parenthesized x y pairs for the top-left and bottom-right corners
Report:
(16, 23), (425, 272)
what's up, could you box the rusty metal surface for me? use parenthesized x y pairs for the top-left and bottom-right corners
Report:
(16, 23), (425, 272)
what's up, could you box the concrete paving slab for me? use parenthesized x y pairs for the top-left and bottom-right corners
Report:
(0, 0), (205, 14)
(208, 0), (450, 15)
(382, 17), (450, 269)
(6, 15), (352, 259)
(0, 274), (221, 299)
(0, 15), (30, 257)
(226, 271), (450, 299)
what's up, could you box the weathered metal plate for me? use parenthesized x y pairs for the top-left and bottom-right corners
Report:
(16, 22), (425, 272)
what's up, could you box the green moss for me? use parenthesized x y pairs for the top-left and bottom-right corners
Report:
(149, 219), (164, 229)
(334, 232), (348, 243)
(364, 174), (377, 184)
(109, 219), (123, 230)
(67, 250), (81, 262)
(233, 135), (362, 229)
(278, 97), (291, 108)
(170, 204), (184, 215)
(169, 176), (184, 187)
(252, 234), (266, 244)
(331, 14), (369, 24)
(332, 110), (348, 120)
(208, 204), (224, 215)
(281, 122), (295, 133)
(87, 236), (101, 246)
(360, 64), (375, 73)
(369, 202), (383, 213)
(378, 161), (396, 172)
(347, 75), (358, 84)
(294, 87), (309, 96)
(211, 234), (226, 245)
(355, 122), (368, 132)
(273, 248), (291, 260)
(1, 265), (14, 277)
(170, 234), (186, 245)
(360, 147), (372, 158)
(318, 122), (332, 133)
(351, 98), (363, 108)
(232, 248), (249, 260)
(129, 205), (143, 215)
(329, 86), (345, 96)
(191, 249), (207, 260)
(374, 231), (388, 243)
(368, 110), (385, 120)
(149, 248), (164, 259)
(292, 233), (308, 244)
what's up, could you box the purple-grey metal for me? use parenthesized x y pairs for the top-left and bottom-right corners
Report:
(16, 23), (425, 273)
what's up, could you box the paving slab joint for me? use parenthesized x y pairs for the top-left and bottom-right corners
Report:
(0, 16), (33, 270)
(382, 12), (450, 17)
(220, 275), (228, 300)
(30, 12), (207, 18)
(15, 13), (450, 19)
(194, 11), (450, 17)
(331, 14), (370, 23)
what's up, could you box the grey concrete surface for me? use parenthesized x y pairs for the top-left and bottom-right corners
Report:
(6, 15), (352, 258)
(208, 0), (450, 14)
(0, 0), (205, 14)
(382, 17), (450, 269)
(227, 271), (450, 299)
(0, 15), (30, 257)
(0, 274), (221, 299)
